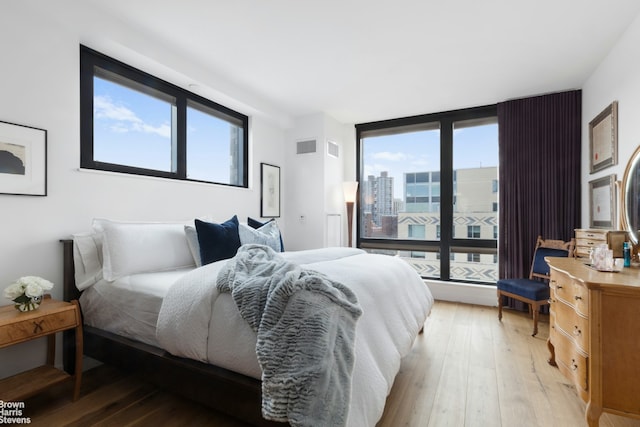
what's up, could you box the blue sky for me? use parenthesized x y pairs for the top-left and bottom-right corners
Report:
(93, 76), (234, 183)
(362, 124), (498, 195)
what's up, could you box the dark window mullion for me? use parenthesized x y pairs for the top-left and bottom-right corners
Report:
(440, 119), (454, 281)
(176, 97), (187, 179)
(79, 60), (94, 168)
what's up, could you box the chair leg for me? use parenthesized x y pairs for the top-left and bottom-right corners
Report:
(497, 292), (503, 321)
(532, 305), (539, 337)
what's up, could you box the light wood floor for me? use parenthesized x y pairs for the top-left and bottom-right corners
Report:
(21, 301), (640, 426)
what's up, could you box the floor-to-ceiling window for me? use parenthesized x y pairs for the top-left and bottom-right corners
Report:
(356, 105), (498, 284)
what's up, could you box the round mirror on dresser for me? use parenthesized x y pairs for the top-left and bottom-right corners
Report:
(621, 145), (640, 247)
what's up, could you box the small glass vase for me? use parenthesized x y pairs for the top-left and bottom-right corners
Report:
(14, 295), (42, 312)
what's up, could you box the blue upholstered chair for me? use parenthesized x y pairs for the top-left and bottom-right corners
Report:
(497, 236), (575, 336)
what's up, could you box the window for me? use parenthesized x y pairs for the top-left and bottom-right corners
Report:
(357, 105), (498, 284)
(80, 45), (248, 187)
(408, 224), (426, 239)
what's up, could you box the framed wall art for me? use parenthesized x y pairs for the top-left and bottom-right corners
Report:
(260, 163), (280, 218)
(589, 174), (616, 229)
(589, 101), (618, 173)
(0, 121), (47, 196)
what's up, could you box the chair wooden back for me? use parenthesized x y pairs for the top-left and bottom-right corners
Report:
(529, 235), (575, 281)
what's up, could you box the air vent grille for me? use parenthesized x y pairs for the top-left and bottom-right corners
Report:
(327, 141), (339, 158)
(296, 139), (316, 154)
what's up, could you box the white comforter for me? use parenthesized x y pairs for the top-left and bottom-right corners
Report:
(157, 247), (434, 427)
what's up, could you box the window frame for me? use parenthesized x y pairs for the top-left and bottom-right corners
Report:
(80, 45), (249, 187)
(356, 104), (498, 283)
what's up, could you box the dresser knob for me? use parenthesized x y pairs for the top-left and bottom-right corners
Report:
(573, 326), (581, 336)
(571, 359), (578, 371)
(574, 295), (582, 301)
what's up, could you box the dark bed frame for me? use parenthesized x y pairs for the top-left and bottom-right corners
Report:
(61, 239), (285, 426)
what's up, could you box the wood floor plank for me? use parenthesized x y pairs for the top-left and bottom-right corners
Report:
(36, 377), (156, 426)
(427, 320), (470, 426)
(377, 300), (454, 427)
(464, 305), (500, 427)
(491, 307), (543, 426)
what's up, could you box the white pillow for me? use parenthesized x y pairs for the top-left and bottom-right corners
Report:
(72, 231), (104, 290)
(95, 219), (195, 281)
(238, 221), (282, 252)
(184, 225), (202, 267)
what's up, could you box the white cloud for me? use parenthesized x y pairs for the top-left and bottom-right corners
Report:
(95, 95), (170, 138)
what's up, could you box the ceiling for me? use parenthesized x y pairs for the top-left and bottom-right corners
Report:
(42, 1), (640, 124)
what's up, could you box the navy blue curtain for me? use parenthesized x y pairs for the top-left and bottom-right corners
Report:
(498, 90), (582, 279)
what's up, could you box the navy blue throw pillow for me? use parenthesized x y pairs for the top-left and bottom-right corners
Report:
(247, 217), (285, 251)
(195, 216), (241, 265)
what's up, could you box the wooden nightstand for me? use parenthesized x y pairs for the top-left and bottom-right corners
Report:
(0, 295), (83, 401)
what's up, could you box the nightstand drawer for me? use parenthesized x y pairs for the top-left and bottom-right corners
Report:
(0, 308), (77, 347)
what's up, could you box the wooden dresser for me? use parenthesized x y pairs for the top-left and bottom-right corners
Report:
(546, 257), (640, 427)
(574, 228), (628, 258)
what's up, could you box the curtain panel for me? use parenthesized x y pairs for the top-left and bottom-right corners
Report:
(498, 90), (582, 279)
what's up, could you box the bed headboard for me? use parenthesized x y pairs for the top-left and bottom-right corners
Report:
(61, 239), (81, 302)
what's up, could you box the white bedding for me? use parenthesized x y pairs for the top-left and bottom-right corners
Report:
(79, 268), (193, 347)
(157, 247), (434, 427)
(79, 246), (434, 426)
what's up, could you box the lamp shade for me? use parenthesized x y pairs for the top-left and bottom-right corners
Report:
(343, 181), (359, 203)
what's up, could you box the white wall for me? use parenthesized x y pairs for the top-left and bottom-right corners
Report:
(0, 3), (290, 377)
(582, 13), (640, 229)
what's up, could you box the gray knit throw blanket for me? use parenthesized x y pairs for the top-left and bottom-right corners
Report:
(216, 244), (362, 427)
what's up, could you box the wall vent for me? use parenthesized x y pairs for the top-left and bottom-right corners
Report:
(296, 139), (316, 154)
(327, 141), (340, 158)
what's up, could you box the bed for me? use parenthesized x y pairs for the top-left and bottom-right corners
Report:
(61, 217), (433, 426)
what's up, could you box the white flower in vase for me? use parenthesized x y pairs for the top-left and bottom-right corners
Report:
(4, 276), (54, 312)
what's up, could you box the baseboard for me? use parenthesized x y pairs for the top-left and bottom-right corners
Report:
(425, 280), (497, 307)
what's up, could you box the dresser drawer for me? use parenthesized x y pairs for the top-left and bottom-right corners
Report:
(551, 274), (571, 302)
(552, 298), (589, 352)
(553, 329), (588, 392)
(572, 282), (589, 316)
(552, 276), (589, 317)
(575, 229), (607, 241)
(0, 308), (77, 347)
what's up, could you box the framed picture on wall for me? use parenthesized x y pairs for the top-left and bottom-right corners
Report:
(0, 120), (47, 196)
(260, 163), (280, 218)
(589, 101), (618, 173)
(589, 174), (616, 229)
